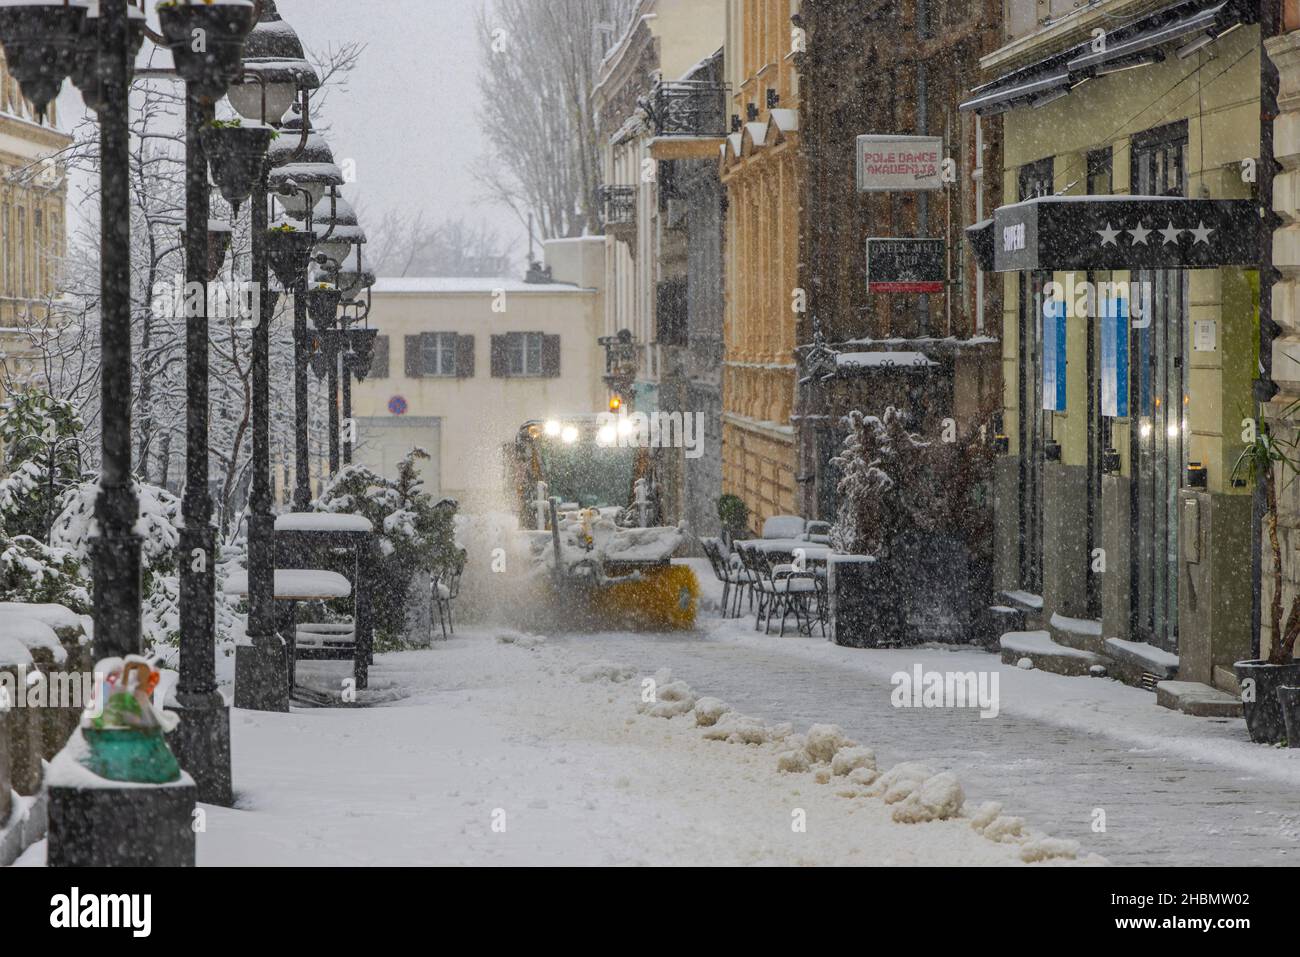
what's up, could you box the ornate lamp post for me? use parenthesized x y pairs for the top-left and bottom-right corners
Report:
(227, 0), (321, 713)
(309, 193), (366, 475)
(0, 0), (255, 866)
(266, 115), (343, 509)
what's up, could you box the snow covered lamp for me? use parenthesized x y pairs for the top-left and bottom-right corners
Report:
(155, 0), (256, 102)
(67, 2), (147, 115)
(224, 0), (318, 127)
(311, 192), (366, 268)
(0, 0), (87, 118)
(266, 115), (344, 219)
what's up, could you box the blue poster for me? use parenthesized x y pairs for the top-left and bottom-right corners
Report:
(1101, 295), (1129, 418)
(1042, 298), (1067, 412)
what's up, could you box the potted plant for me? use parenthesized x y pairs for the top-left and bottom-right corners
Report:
(265, 222), (314, 288)
(156, 0), (256, 101)
(0, 0), (87, 116)
(716, 494), (748, 547)
(1232, 418), (1300, 744)
(200, 118), (276, 213)
(306, 282), (342, 330)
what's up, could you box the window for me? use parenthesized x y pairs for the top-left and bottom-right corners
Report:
(422, 332), (458, 377)
(371, 335), (390, 379)
(491, 332), (559, 378)
(510, 332), (544, 376)
(405, 332), (473, 378)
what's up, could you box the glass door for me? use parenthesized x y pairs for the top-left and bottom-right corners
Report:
(1130, 122), (1188, 652)
(1017, 158), (1053, 595)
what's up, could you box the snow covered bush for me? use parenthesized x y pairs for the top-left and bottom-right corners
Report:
(313, 448), (459, 646)
(0, 531), (90, 611)
(0, 388), (86, 542)
(47, 478), (239, 654)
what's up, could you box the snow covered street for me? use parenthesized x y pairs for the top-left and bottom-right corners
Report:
(124, 605), (1300, 868)
(180, 627), (1094, 867)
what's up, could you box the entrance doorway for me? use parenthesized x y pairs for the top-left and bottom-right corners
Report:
(1130, 122), (1188, 652)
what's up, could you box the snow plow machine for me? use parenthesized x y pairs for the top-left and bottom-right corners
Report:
(507, 414), (699, 631)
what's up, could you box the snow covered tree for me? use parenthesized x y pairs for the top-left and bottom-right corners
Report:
(0, 388), (86, 542)
(830, 407), (935, 559)
(314, 448), (459, 644)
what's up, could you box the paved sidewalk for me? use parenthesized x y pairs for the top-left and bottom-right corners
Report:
(564, 620), (1300, 866)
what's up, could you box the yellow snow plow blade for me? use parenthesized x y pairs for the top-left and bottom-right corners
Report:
(587, 563), (699, 631)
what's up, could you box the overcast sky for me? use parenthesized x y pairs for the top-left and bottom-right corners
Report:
(57, 0), (524, 271)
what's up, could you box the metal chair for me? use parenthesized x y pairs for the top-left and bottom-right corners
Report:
(431, 549), (466, 640)
(702, 536), (753, 618)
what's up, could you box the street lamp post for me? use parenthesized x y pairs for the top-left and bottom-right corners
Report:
(229, 0), (321, 711)
(170, 84), (233, 806)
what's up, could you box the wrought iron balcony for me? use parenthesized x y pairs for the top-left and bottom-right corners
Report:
(598, 184), (637, 229)
(648, 80), (729, 138)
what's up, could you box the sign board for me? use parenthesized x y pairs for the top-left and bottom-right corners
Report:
(991, 197), (1261, 273)
(866, 238), (944, 294)
(1193, 319), (1217, 352)
(1042, 298), (1067, 413)
(1101, 297), (1129, 418)
(388, 396), (408, 416)
(855, 135), (944, 192)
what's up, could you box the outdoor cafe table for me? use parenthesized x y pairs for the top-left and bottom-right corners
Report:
(222, 569), (352, 692)
(734, 539), (834, 564)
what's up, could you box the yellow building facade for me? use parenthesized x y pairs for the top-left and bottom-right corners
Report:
(720, 0), (802, 530)
(0, 50), (71, 401)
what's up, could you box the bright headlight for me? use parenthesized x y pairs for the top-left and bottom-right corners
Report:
(561, 426), (580, 444)
(544, 419), (562, 437)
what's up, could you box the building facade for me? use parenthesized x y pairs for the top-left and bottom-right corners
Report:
(719, 0), (802, 531)
(592, 0), (727, 536)
(796, 0), (1004, 518)
(964, 0), (1264, 691)
(0, 49), (71, 406)
(348, 238), (606, 512)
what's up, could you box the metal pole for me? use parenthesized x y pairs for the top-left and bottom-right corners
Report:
(293, 289), (311, 510)
(327, 332), (340, 475)
(177, 89), (216, 697)
(233, 163), (289, 712)
(342, 343), (353, 466)
(92, 0), (142, 662)
(171, 88), (234, 805)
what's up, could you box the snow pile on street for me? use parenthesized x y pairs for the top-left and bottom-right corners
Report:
(612, 665), (1087, 862)
(495, 630), (547, 649)
(576, 660), (635, 683)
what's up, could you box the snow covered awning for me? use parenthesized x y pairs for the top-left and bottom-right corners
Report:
(959, 0), (1253, 117)
(985, 195), (1261, 272)
(836, 351), (937, 372)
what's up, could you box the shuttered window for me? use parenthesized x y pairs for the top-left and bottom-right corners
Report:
(490, 332), (560, 378)
(403, 332), (474, 378)
(371, 335), (390, 378)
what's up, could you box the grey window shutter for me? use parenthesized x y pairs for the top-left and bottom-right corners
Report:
(372, 335), (390, 379)
(542, 334), (561, 378)
(419, 331), (437, 375)
(404, 335), (422, 378)
(456, 334), (475, 378)
(490, 334), (508, 377)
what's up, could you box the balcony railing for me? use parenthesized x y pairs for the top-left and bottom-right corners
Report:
(598, 185), (637, 229)
(649, 80), (729, 138)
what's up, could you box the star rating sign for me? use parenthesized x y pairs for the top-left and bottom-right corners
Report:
(1189, 220), (1214, 245)
(1159, 222), (1183, 245)
(1097, 223), (1120, 246)
(1128, 223), (1151, 245)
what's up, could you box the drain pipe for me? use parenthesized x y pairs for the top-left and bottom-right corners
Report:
(1255, 3), (1283, 660)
